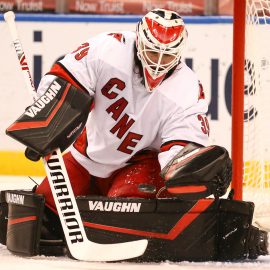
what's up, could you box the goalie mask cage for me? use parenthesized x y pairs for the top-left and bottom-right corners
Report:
(232, 0), (270, 230)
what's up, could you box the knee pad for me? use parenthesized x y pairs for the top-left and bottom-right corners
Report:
(0, 190), (65, 256)
(0, 193), (8, 245)
(2, 190), (45, 256)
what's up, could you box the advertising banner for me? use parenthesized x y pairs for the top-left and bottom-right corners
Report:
(68, 0), (205, 15)
(0, 0), (56, 12)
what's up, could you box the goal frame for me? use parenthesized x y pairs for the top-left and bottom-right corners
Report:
(231, 0), (246, 200)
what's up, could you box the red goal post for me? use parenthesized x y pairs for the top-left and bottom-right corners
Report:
(231, 0), (270, 230)
(231, 0), (246, 200)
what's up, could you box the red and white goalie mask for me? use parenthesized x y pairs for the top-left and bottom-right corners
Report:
(136, 9), (188, 92)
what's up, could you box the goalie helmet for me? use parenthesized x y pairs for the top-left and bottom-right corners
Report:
(136, 9), (188, 92)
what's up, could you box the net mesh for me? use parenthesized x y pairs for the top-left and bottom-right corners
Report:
(244, 0), (270, 229)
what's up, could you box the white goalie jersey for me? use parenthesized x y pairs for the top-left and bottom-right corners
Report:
(37, 31), (209, 178)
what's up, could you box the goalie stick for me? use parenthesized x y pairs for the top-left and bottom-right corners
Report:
(4, 11), (148, 261)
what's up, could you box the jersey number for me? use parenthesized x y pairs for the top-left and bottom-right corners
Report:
(72, 42), (90, 60)
(198, 115), (210, 136)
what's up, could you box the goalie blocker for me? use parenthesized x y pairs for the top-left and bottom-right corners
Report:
(0, 190), (268, 261)
(6, 77), (93, 161)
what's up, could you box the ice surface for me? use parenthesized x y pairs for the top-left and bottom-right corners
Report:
(0, 176), (270, 270)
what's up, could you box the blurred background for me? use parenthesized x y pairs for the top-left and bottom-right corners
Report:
(0, 0), (235, 176)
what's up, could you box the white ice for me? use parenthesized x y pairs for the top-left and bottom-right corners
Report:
(0, 176), (270, 270)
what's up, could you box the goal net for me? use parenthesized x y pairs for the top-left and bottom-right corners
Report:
(232, 0), (270, 231)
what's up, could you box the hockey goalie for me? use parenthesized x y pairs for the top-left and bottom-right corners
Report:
(1, 8), (268, 262)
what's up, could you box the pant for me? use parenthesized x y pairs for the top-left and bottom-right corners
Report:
(35, 150), (169, 212)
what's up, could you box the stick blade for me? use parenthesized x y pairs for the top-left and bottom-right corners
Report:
(70, 239), (148, 262)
